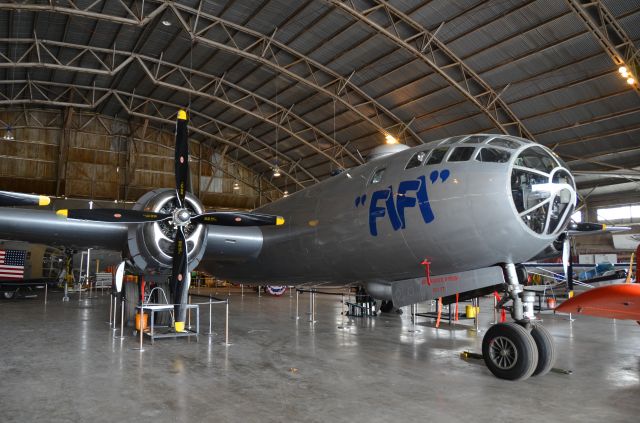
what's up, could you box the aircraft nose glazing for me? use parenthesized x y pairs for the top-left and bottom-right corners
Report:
(510, 145), (577, 236)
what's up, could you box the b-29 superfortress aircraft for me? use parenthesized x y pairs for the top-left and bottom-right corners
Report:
(0, 110), (589, 381)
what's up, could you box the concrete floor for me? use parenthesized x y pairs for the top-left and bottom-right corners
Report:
(1, 289), (639, 423)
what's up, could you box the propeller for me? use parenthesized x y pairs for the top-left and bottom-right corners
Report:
(558, 220), (631, 297)
(568, 222), (630, 234)
(170, 227), (190, 332)
(175, 110), (190, 208)
(56, 209), (171, 223)
(114, 261), (125, 293)
(0, 190), (50, 207)
(192, 211), (285, 226)
(560, 234), (574, 296)
(54, 110), (285, 332)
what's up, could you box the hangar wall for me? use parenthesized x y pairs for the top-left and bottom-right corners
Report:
(0, 108), (282, 209)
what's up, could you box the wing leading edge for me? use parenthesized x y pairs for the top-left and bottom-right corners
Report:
(0, 208), (127, 251)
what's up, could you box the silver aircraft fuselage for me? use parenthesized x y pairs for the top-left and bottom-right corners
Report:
(0, 134), (576, 290)
(203, 134), (577, 285)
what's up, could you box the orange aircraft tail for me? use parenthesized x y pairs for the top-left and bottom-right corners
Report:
(555, 284), (640, 321)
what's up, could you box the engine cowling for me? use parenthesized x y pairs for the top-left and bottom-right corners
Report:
(127, 188), (207, 274)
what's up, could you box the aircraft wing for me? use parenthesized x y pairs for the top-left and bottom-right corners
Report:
(0, 207), (266, 263)
(0, 278), (57, 289)
(0, 208), (128, 251)
(555, 284), (640, 321)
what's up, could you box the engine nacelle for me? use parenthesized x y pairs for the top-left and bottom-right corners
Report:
(127, 188), (207, 274)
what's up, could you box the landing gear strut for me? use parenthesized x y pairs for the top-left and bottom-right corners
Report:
(482, 263), (556, 380)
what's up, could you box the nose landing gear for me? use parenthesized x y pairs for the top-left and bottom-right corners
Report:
(482, 263), (557, 381)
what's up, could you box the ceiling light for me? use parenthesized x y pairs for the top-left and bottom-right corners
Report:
(273, 166), (281, 177)
(627, 77), (636, 85)
(385, 133), (398, 145)
(619, 66), (629, 75)
(162, 20), (171, 26)
(233, 181), (240, 190)
(3, 126), (14, 141)
(283, 190), (289, 197)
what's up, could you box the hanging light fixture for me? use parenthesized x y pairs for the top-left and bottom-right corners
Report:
(3, 126), (14, 141)
(273, 165), (281, 177)
(619, 66), (629, 77)
(627, 77), (636, 85)
(385, 133), (398, 145)
(283, 190), (289, 197)
(233, 181), (240, 190)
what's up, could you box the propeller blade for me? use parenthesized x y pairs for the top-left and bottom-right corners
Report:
(170, 227), (190, 332)
(562, 236), (570, 282)
(175, 110), (190, 208)
(114, 261), (125, 293)
(56, 208), (170, 223)
(0, 190), (50, 207)
(192, 211), (285, 227)
(568, 222), (630, 234)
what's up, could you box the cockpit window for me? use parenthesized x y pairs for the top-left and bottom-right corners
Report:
(476, 147), (511, 163)
(448, 146), (475, 162)
(463, 135), (487, 144)
(489, 138), (521, 149)
(405, 150), (429, 170)
(439, 136), (466, 145)
(370, 168), (385, 185)
(425, 147), (448, 165)
(513, 146), (557, 172)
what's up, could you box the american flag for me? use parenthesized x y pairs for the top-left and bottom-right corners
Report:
(0, 249), (26, 280)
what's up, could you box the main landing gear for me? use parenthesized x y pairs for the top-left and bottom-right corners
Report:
(482, 263), (556, 381)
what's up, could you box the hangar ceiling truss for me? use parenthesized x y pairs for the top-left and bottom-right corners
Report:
(327, 0), (535, 140)
(0, 0), (422, 150)
(566, 0), (640, 94)
(0, 78), (310, 189)
(0, 38), (357, 172)
(1, 0), (640, 202)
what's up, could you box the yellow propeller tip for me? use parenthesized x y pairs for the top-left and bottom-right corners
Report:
(38, 196), (51, 206)
(178, 110), (187, 120)
(56, 209), (68, 217)
(276, 216), (285, 226)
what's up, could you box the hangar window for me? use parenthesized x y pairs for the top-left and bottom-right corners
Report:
(489, 138), (522, 149)
(425, 147), (448, 165)
(405, 150), (430, 169)
(597, 205), (640, 223)
(447, 146), (475, 162)
(571, 210), (582, 223)
(476, 147), (511, 163)
(369, 168), (385, 185)
(463, 135), (487, 144)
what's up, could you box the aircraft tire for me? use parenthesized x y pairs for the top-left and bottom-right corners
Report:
(3, 291), (15, 299)
(380, 300), (394, 313)
(482, 322), (538, 381)
(123, 281), (139, 327)
(530, 324), (556, 377)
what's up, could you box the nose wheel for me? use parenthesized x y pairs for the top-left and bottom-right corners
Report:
(482, 322), (538, 381)
(481, 321), (556, 380)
